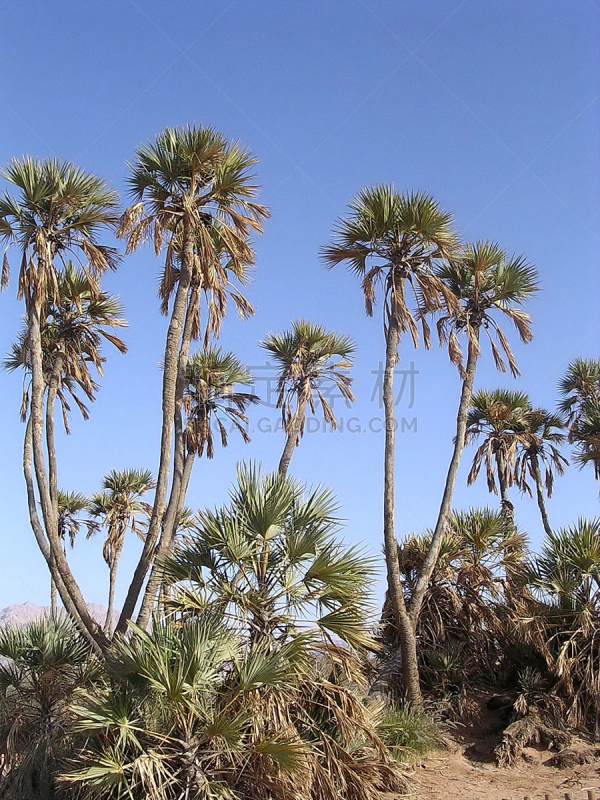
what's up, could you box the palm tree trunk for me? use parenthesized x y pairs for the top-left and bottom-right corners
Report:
(45, 354), (64, 516)
(530, 454), (552, 537)
(135, 287), (201, 630)
(278, 397), (307, 477)
(382, 317), (422, 707)
(116, 220), (194, 634)
(26, 296), (107, 651)
(50, 577), (58, 617)
(136, 450), (195, 628)
(104, 558), (119, 634)
(409, 336), (479, 623)
(23, 414), (98, 647)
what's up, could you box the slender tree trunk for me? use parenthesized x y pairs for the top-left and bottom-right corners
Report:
(104, 556), (120, 634)
(24, 409), (101, 650)
(116, 220), (194, 634)
(137, 450), (195, 628)
(530, 454), (552, 537)
(45, 355), (64, 516)
(278, 397), (307, 477)
(135, 286), (201, 630)
(27, 296), (106, 650)
(409, 336), (479, 624)
(381, 317), (422, 707)
(50, 577), (58, 617)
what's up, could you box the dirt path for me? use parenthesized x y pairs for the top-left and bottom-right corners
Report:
(399, 746), (600, 800)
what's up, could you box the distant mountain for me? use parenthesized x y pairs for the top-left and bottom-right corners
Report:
(0, 602), (115, 627)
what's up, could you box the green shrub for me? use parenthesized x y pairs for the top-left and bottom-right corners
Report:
(377, 706), (443, 760)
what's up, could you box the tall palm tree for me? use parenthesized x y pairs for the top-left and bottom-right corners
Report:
(321, 186), (458, 705)
(0, 157), (119, 650)
(261, 319), (355, 476)
(515, 408), (569, 536)
(466, 389), (533, 530)
(409, 243), (538, 630)
(136, 348), (258, 629)
(88, 469), (154, 633)
(50, 491), (91, 617)
(116, 124), (268, 634)
(4, 266), (126, 626)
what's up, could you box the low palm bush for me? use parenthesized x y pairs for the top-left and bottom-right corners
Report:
(391, 508), (529, 696)
(0, 616), (97, 800)
(377, 706), (443, 760)
(524, 518), (600, 733)
(62, 466), (406, 799)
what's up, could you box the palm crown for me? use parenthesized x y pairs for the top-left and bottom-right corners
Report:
(183, 346), (258, 459)
(321, 186), (458, 345)
(527, 518), (600, 610)
(118, 124), (269, 343)
(88, 468), (155, 568)
(435, 241), (538, 377)
(514, 408), (569, 498)
(0, 157), (119, 303)
(466, 389), (533, 493)
(57, 490), (91, 550)
(261, 319), (355, 433)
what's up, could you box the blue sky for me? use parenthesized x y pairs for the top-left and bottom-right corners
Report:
(0, 0), (598, 610)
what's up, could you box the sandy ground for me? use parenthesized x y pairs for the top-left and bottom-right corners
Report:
(398, 747), (600, 800)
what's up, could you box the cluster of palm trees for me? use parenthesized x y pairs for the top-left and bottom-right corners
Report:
(0, 122), (598, 797)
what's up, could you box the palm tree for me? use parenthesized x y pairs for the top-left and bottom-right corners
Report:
(116, 124), (268, 634)
(0, 157), (119, 650)
(49, 491), (91, 617)
(321, 186), (458, 705)
(136, 348), (258, 629)
(524, 518), (600, 731)
(88, 469), (154, 633)
(261, 319), (355, 476)
(527, 518), (600, 609)
(163, 462), (375, 651)
(409, 242), (538, 633)
(515, 408), (569, 536)
(4, 265), (126, 627)
(466, 389), (533, 530)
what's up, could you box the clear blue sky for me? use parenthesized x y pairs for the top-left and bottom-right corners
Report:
(0, 0), (598, 610)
